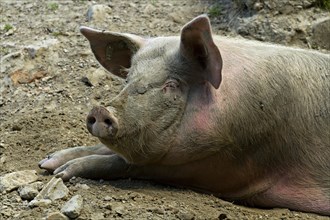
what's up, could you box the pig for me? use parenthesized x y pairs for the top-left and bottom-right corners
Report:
(39, 15), (330, 215)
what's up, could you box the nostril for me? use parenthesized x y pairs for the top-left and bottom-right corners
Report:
(87, 116), (96, 125)
(104, 118), (112, 127)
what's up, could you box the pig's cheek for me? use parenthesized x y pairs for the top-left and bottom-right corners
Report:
(163, 90), (185, 107)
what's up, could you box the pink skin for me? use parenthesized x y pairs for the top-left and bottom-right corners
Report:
(251, 173), (330, 215)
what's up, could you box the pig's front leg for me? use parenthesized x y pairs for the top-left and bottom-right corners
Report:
(39, 144), (113, 173)
(53, 154), (129, 181)
(52, 154), (200, 188)
(53, 154), (176, 182)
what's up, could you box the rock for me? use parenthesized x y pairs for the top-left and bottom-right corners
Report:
(84, 67), (108, 87)
(0, 156), (6, 165)
(176, 210), (195, 220)
(24, 38), (59, 59)
(104, 196), (112, 201)
(112, 204), (127, 216)
(10, 69), (47, 84)
(169, 12), (184, 24)
(151, 207), (165, 215)
(143, 4), (156, 15)
(90, 212), (105, 219)
(46, 211), (69, 220)
(61, 195), (83, 219)
(28, 198), (52, 207)
(75, 183), (90, 190)
(33, 176), (69, 201)
(311, 17), (330, 50)
(86, 4), (112, 22)
(0, 170), (38, 193)
(18, 181), (43, 200)
(218, 213), (228, 220)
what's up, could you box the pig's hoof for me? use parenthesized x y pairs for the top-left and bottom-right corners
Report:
(38, 147), (91, 173)
(38, 154), (59, 173)
(53, 160), (78, 181)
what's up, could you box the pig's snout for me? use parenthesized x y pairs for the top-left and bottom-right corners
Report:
(86, 106), (118, 139)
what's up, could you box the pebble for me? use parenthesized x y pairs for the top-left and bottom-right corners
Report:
(143, 4), (156, 15)
(152, 207), (165, 215)
(28, 198), (52, 207)
(61, 195), (83, 219)
(18, 181), (43, 200)
(46, 211), (69, 220)
(176, 211), (195, 220)
(33, 176), (69, 201)
(86, 4), (112, 22)
(90, 212), (105, 219)
(311, 17), (330, 50)
(104, 195), (112, 201)
(0, 156), (7, 164)
(0, 170), (38, 193)
(75, 183), (90, 190)
(112, 204), (127, 216)
(24, 38), (59, 59)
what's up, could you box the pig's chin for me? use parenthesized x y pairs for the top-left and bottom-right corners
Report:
(98, 137), (164, 165)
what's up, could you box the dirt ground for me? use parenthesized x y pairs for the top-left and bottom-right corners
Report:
(0, 0), (329, 219)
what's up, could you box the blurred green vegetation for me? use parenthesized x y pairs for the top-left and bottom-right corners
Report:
(48, 3), (59, 11)
(317, 0), (330, 10)
(208, 4), (221, 17)
(4, 24), (13, 32)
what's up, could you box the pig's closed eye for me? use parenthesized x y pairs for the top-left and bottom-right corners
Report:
(163, 79), (180, 93)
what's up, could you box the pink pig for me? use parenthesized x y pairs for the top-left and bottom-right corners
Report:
(39, 15), (330, 215)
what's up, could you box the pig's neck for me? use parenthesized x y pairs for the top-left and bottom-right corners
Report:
(172, 83), (231, 161)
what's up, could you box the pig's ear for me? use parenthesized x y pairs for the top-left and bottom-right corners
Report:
(180, 15), (222, 89)
(80, 27), (145, 78)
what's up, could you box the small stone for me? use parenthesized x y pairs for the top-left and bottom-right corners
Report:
(85, 67), (108, 87)
(18, 181), (43, 200)
(46, 211), (69, 220)
(0, 170), (38, 193)
(104, 203), (112, 210)
(112, 204), (126, 216)
(253, 2), (263, 11)
(81, 76), (93, 87)
(104, 196), (113, 201)
(311, 17), (330, 50)
(176, 211), (195, 220)
(28, 198), (52, 207)
(86, 4), (112, 22)
(152, 207), (165, 215)
(33, 176), (69, 201)
(76, 183), (90, 190)
(61, 195), (83, 219)
(0, 156), (6, 164)
(143, 4), (156, 14)
(218, 213), (227, 220)
(129, 3), (136, 8)
(90, 212), (105, 219)
(169, 12), (184, 24)
(24, 38), (59, 59)
(4, 27), (15, 36)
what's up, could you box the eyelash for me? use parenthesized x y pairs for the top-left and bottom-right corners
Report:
(162, 79), (180, 93)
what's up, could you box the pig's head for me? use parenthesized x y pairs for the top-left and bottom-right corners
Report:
(80, 15), (223, 164)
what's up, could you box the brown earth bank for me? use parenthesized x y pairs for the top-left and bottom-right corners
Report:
(0, 0), (329, 219)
